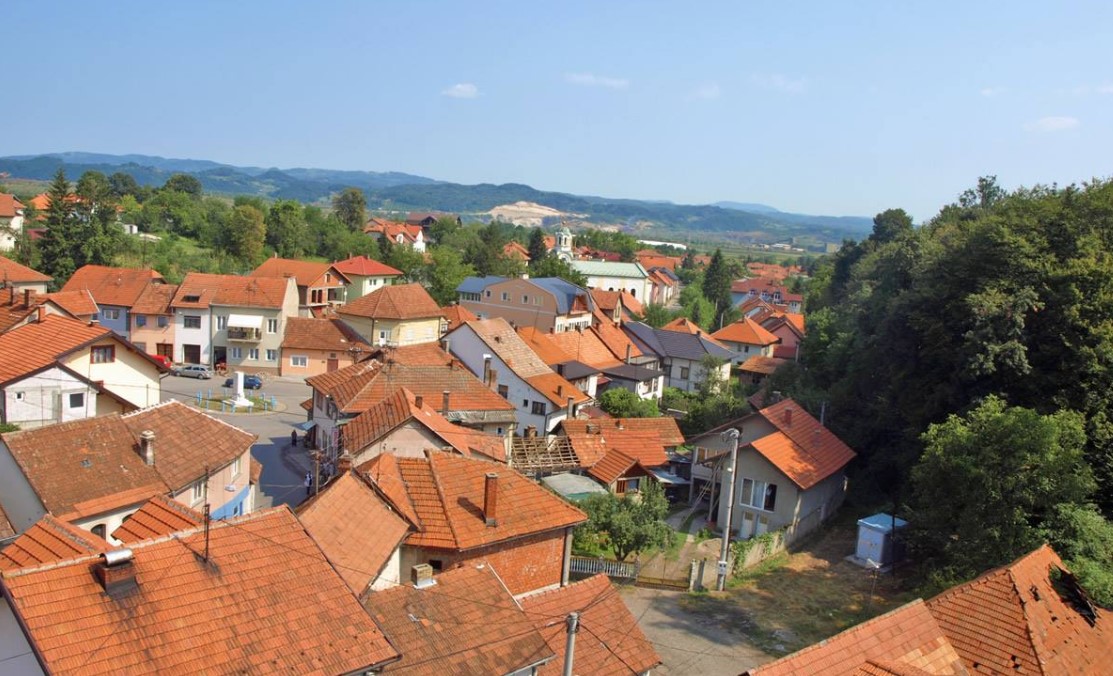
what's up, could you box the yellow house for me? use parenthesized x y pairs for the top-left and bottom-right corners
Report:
(337, 283), (444, 347)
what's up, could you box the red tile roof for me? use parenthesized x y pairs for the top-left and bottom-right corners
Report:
(0, 507), (399, 674)
(110, 494), (202, 544)
(171, 272), (293, 309)
(0, 503), (13, 540)
(0, 313), (112, 384)
(43, 288), (99, 317)
(0, 286), (41, 332)
(751, 399), (857, 489)
(741, 354), (788, 375)
(662, 316), (703, 334)
(746, 599), (967, 676)
(522, 573), (662, 676)
(0, 254), (52, 284)
(586, 449), (645, 485)
(441, 303), (478, 331)
(296, 471), (410, 593)
(129, 282), (177, 315)
(364, 218), (424, 244)
(0, 193), (25, 219)
(527, 371), (592, 407)
(362, 451), (585, 552)
(712, 316), (781, 346)
(332, 254), (403, 277)
(338, 282), (443, 320)
(544, 327), (628, 368)
(250, 256), (349, 288)
(364, 563), (553, 675)
(503, 240), (532, 261)
(926, 544), (1113, 675)
(61, 265), (164, 307)
(590, 288), (645, 318)
(461, 318), (588, 405)
(560, 417), (683, 469)
(0, 514), (110, 571)
(281, 316), (372, 352)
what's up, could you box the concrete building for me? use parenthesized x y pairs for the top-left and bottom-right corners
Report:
(456, 275), (595, 333)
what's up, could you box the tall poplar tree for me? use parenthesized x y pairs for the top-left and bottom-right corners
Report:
(38, 169), (77, 284)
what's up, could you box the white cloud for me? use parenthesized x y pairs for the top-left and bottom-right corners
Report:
(693, 82), (722, 100)
(751, 73), (806, 94)
(441, 83), (479, 99)
(980, 86), (1006, 97)
(564, 72), (630, 90)
(1024, 116), (1080, 132)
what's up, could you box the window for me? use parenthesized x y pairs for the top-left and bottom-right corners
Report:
(739, 478), (777, 512)
(184, 315), (201, 329)
(15, 391), (24, 400)
(484, 290), (492, 298)
(135, 315), (147, 328)
(496, 427), (504, 435)
(428, 559), (444, 572)
(248, 348), (259, 360)
(265, 349), (277, 361)
(533, 296), (542, 306)
(91, 345), (115, 364)
(497, 384), (509, 398)
(191, 481), (204, 504)
(157, 316), (168, 328)
(531, 401), (546, 415)
(102, 308), (120, 320)
(91, 524), (107, 539)
(501, 292), (509, 301)
(69, 392), (85, 408)
(378, 329), (388, 343)
(291, 355), (308, 367)
(679, 366), (690, 380)
(216, 315), (227, 330)
(231, 457), (241, 478)
(230, 347), (243, 360)
(522, 399), (529, 408)
(183, 294), (201, 303)
(522, 295), (529, 304)
(267, 318), (278, 334)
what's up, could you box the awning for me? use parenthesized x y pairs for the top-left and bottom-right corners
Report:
(649, 468), (690, 485)
(294, 421), (317, 432)
(228, 314), (263, 329)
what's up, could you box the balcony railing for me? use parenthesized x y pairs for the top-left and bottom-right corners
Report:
(227, 327), (262, 341)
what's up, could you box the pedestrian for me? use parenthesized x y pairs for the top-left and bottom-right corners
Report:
(304, 471), (312, 496)
(291, 430), (298, 447)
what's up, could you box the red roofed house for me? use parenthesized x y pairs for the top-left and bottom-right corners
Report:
(556, 417), (685, 495)
(250, 256), (350, 316)
(0, 195), (26, 253)
(731, 278), (803, 314)
(364, 217), (426, 253)
(0, 255), (52, 295)
(711, 316), (782, 363)
(336, 282), (444, 348)
(127, 282), (178, 361)
(0, 400), (257, 542)
(279, 316), (372, 377)
(0, 507), (399, 675)
(332, 254), (402, 298)
(61, 264), (166, 339)
(503, 240), (531, 262)
(688, 398), (856, 541)
(362, 450), (587, 595)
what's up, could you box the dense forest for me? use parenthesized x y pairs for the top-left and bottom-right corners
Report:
(772, 177), (1113, 602)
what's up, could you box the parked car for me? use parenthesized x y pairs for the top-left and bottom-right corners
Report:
(151, 354), (172, 369)
(224, 375), (263, 390)
(172, 364), (213, 379)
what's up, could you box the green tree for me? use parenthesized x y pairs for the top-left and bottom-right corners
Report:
(1046, 504), (1113, 607)
(597, 388), (660, 418)
(527, 227), (549, 263)
(140, 189), (203, 237)
(574, 481), (672, 561)
(702, 248), (732, 316)
(908, 396), (1094, 590)
(108, 171), (142, 200)
(529, 255), (587, 286)
(162, 173), (203, 199)
(640, 303), (674, 328)
(73, 170), (121, 267)
(265, 200), (309, 258)
(869, 208), (914, 244)
(226, 205), (266, 265)
(38, 169), (77, 283)
(424, 246), (475, 305)
(332, 187), (366, 231)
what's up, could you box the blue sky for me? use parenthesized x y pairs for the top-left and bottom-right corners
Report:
(6, 1), (1111, 220)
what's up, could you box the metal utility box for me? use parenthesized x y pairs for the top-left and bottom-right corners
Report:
(855, 513), (908, 567)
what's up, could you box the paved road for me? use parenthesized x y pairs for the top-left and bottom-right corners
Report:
(159, 374), (314, 509)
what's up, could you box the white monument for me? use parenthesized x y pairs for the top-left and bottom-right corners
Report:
(226, 371), (254, 410)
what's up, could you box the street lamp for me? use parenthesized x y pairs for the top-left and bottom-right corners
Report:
(716, 427), (741, 591)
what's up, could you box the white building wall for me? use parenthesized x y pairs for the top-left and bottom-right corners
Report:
(2, 368), (98, 428)
(584, 274), (652, 301)
(174, 308), (212, 364)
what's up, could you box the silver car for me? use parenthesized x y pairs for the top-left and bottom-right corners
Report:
(172, 364), (213, 379)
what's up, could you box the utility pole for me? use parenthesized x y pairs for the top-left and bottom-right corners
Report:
(716, 428), (741, 591)
(562, 612), (580, 676)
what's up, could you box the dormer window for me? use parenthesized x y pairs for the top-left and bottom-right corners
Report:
(183, 294), (201, 303)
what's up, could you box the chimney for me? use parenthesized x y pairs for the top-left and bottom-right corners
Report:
(488, 367), (498, 391)
(23, 289), (31, 307)
(139, 430), (155, 466)
(95, 549), (138, 596)
(482, 354), (492, 384)
(414, 394), (424, 409)
(442, 390), (451, 416)
(37, 305), (46, 323)
(525, 425), (537, 438)
(625, 343), (632, 364)
(566, 395), (575, 419)
(783, 407), (793, 426)
(616, 419), (625, 430)
(557, 384), (563, 399)
(484, 472), (499, 527)
(337, 451), (353, 474)
(411, 563), (436, 589)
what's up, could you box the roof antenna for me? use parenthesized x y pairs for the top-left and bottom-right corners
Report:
(203, 503), (211, 563)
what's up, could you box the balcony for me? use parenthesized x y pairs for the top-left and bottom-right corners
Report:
(227, 327), (262, 342)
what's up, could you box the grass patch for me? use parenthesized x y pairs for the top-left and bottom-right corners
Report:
(195, 396), (274, 413)
(663, 529), (688, 561)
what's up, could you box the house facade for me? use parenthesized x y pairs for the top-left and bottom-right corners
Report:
(61, 264), (166, 338)
(0, 256), (52, 294)
(623, 321), (734, 393)
(332, 254), (402, 299)
(710, 316), (781, 364)
(363, 218), (427, 253)
(250, 257), (349, 316)
(0, 195), (26, 252)
(336, 283), (444, 347)
(279, 316), (372, 377)
(127, 282), (177, 360)
(571, 260), (653, 301)
(456, 276), (595, 334)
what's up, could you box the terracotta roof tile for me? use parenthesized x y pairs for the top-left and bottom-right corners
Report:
(753, 399), (857, 489)
(527, 372), (592, 407)
(926, 545), (1113, 675)
(0, 313), (111, 384)
(332, 254), (402, 277)
(522, 573), (662, 675)
(250, 256), (348, 288)
(362, 451), (585, 552)
(297, 472), (410, 593)
(590, 288), (644, 318)
(0, 503), (13, 540)
(712, 316), (782, 346)
(61, 265), (163, 307)
(364, 563), (553, 675)
(517, 326), (580, 366)
(339, 282), (442, 320)
(662, 317), (703, 334)
(0, 286), (41, 332)
(560, 417), (682, 469)
(110, 494), (203, 544)
(746, 599), (968, 676)
(281, 317), (372, 352)
(586, 449), (644, 485)
(459, 318), (555, 378)
(0, 194), (25, 219)
(0, 254), (52, 283)
(371, 342), (457, 366)
(43, 288), (99, 317)
(1, 507), (399, 674)
(593, 319), (644, 361)
(0, 514), (110, 571)
(741, 354), (789, 375)
(441, 303), (478, 331)
(544, 327), (627, 368)
(171, 272), (293, 309)
(129, 282), (177, 315)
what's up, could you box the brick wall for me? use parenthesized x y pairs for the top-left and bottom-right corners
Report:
(412, 529), (568, 596)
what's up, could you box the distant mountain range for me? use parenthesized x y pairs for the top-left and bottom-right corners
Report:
(0, 152), (874, 245)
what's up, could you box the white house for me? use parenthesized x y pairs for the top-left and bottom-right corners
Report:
(0, 195), (25, 253)
(571, 260), (653, 301)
